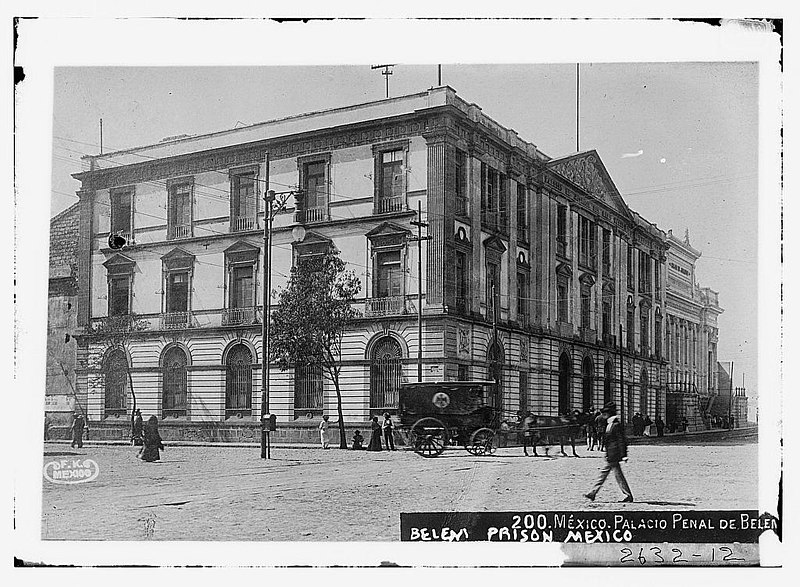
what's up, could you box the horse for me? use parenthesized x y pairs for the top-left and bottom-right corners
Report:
(521, 410), (593, 457)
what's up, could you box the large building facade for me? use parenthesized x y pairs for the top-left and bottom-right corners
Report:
(68, 87), (671, 434)
(663, 229), (724, 430)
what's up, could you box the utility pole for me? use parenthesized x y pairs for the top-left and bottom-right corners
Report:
(99, 118), (104, 155)
(410, 202), (430, 382)
(619, 323), (624, 423)
(437, 64), (442, 86)
(576, 64), (580, 152)
(371, 64), (395, 98)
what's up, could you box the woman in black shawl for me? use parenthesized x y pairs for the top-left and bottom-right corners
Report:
(366, 416), (383, 451)
(131, 409), (144, 446)
(140, 416), (165, 462)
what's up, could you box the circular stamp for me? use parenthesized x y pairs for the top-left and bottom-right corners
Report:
(432, 392), (450, 409)
(43, 458), (100, 484)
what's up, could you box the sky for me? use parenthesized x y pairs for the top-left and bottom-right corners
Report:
(49, 62), (761, 404)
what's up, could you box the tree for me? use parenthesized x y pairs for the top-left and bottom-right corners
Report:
(270, 251), (361, 448)
(84, 314), (150, 439)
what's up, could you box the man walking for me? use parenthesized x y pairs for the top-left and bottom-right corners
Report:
(382, 412), (396, 451)
(70, 412), (86, 449)
(584, 402), (634, 503)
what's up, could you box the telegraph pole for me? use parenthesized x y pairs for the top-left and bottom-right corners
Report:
(410, 202), (430, 382)
(619, 323), (625, 423)
(261, 153), (271, 459)
(99, 118), (104, 154)
(371, 64), (395, 98)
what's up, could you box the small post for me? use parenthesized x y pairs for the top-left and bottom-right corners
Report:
(438, 64), (442, 86)
(99, 118), (104, 154)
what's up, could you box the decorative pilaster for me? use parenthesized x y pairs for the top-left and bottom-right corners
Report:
(424, 132), (448, 307)
(76, 189), (94, 328)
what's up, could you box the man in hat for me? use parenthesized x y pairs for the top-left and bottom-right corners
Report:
(69, 411), (86, 449)
(584, 402), (634, 503)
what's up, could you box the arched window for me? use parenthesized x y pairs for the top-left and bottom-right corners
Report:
(640, 368), (649, 417)
(294, 360), (323, 419)
(582, 355), (594, 412)
(226, 344), (252, 417)
(558, 352), (571, 416)
(162, 346), (188, 418)
(370, 337), (402, 415)
(488, 340), (505, 411)
(103, 348), (128, 417)
(604, 360), (614, 406)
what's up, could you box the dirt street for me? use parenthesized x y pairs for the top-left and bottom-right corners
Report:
(41, 437), (758, 541)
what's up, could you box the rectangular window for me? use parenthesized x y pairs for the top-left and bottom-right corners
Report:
(557, 279), (569, 323)
(168, 184), (192, 239)
(498, 174), (508, 231)
(378, 150), (404, 213)
(458, 364), (469, 381)
(480, 162), (488, 215)
(627, 307), (635, 350)
(485, 168), (498, 230)
(109, 275), (130, 317)
(627, 246), (635, 291)
(602, 299), (612, 340)
(486, 261), (500, 320)
(519, 371), (528, 415)
(231, 265), (254, 309)
(579, 216), (596, 268)
(455, 250), (468, 311)
(516, 183), (528, 242)
(640, 310), (650, 354)
(654, 261), (661, 299)
(303, 161), (328, 222)
(639, 251), (651, 294)
(602, 228), (611, 275)
(166, 272), (189, 313)
(455, 150), (468, 217)
(557, 204), (568, 257)
(232, 172), (257, 231)
(517, 272), (529, 325)
(580, 284), (591, 330)
(655, 316), (662, 358)
(111, 189), (132, 237)
(376, 250), (402, 298)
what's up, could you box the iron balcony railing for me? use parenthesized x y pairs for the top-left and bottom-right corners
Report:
(161, 311), (191, 330)
(376, 195), (405, 214)
(301, 206), (328, 223)
(169, 224), (192, 239)
(222, 306), (260, 326)
(365, 296), (407, 318)
(232, 216), (256, 232)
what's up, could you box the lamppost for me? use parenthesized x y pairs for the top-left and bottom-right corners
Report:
(261, 187), (300, 459)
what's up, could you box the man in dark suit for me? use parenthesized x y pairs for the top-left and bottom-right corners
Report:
(584, 402), (634, 503)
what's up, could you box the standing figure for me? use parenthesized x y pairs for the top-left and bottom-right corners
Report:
(319, 415), (331, 449)
(681, 416), (688, 432)
(655, 416), (665, 437)
(382, 413), (396, 451)
(140, 416), (165, 462)
(585, 408), (597, 451)
(132, 409), (144, 446)
(584, 402), (634, 503)
(69, 412), (86, 449)
(367, 416), (383, 451)
(594, 409), (608, 451)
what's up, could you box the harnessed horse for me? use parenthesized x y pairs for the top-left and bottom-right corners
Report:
(520, 410), (593, 457)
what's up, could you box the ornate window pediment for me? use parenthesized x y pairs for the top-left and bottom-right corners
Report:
(555, 262), (573, 278)
(366, 221), (411, 250)
(223, 240), (261, 265)
(579, 272), (596, 287)
(293, 231), (335, 260)
(103, 253), (136, 275)
(161, 247), (195, 271)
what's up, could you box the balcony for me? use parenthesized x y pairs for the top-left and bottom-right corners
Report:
(169, 224), (192, 240)
(296, 206), (328, 224)
(161, 311), (191, 330)
(365, 296), (408, 318)
(222, 306), (260, 326)
(376, 195), (406, 215)
(232, 216), (257, 232)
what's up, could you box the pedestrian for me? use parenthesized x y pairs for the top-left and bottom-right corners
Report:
(681, 416), (688, 433)
(584, 402), (634, 503)
(132, 409), (144, 446)
(139, 416), (165, 462)
(594, 409), (608, 451)
(643, 414), (653, 437)
(382, 413), (396, 451)
(367, 416), (382, 451)
(585, 409), (597, 451)
(69, 412), (86, 448)
(319, 415), (331, 449)
(655, 416), (665, 437)
(351, 430), (365, 450)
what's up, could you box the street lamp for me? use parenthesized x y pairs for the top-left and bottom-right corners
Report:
(261, 187), (301, 459)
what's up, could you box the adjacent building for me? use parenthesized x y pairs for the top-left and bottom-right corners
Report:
(66, 86), (674, 438)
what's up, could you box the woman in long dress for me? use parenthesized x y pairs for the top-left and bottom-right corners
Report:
(140, 416), (165, 462)
(366, 416), (383, 451)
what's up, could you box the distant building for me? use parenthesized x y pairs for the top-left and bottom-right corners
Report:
(46, 203), (80, 425)
(664, 229), (724, 430)
(715, 362), (749, 427)
(66, 86), (671, 439)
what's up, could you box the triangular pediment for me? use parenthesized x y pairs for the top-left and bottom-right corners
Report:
(223, 240), (260, 255)
(482, 235), (507, 254)
(102, 253), (136, 272)
(161, 247), (195, 270)
(547, 150), (635, 222)
(366, 221), (412, 240)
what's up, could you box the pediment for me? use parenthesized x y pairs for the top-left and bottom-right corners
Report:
(482, 235), (507, 254)
(366, 221), (411, 249)
(294, 230), (335, 257)
(161, 247), (195, 270)
(547, 150), (635, 222)
(224, 240), (260, 264)
(103, 253), (136, 273)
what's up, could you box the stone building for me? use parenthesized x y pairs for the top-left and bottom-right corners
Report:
(66, 86), (670, 440)
(663, 229), (724, 430)
(46, 203), (80, 426)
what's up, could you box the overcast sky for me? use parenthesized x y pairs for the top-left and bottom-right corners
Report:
(49, 61), (760, 399)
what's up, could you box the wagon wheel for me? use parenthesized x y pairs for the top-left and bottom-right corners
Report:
(410, 417), (448, 457)
(468, 427), (497, 456)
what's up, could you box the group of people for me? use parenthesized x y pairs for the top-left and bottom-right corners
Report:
(318, 413), (397, 451)
(710, 414), (736, 429)
(131, 409), (165, 462)
(583, 408), (608, 451)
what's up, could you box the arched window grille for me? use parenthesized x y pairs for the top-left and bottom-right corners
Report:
(370, 337), (403, 414)
(104, 348), (128, 417)
(226, 344), (252, 417)
(162, 346), (188, 418)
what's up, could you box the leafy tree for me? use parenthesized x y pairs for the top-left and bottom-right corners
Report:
(270, 251), (361, 448)
(84, 314), (150, 439)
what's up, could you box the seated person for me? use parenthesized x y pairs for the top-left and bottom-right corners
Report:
(352, 430), (365, 450)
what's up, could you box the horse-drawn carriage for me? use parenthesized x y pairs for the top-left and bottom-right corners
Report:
(398, 380), (593, 458)
(398, 380), (502, 457)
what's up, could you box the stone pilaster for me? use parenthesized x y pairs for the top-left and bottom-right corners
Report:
(76, 189), (94, 329)
(424, 133), (448, 307)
